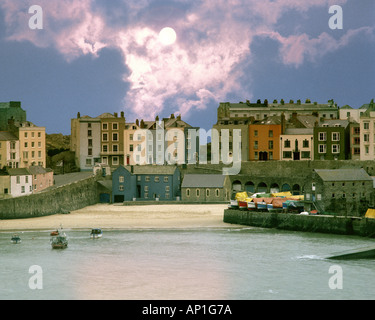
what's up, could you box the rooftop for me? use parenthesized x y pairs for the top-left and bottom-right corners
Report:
(181, 174), (227, 188)
(314, 168), (372, 182)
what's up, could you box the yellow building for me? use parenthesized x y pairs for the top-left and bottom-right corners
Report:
(17, 122), (46, 168)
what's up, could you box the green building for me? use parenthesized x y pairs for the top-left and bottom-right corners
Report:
(313, 119), (350, 160)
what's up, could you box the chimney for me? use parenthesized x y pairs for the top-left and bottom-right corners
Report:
(77, 112), (81, 119)
(140, 119), (145, 128)
(155, 115), (159, 121)
(136, 119), (139, 126)
(121, 111), (124, 118)
(114, 112), (118, 118)
(170, 113), (175, 119)
(177, 114), (181, 120)
(281, 113), (286, 134)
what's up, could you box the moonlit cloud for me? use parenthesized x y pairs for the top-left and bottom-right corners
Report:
(1, 0), (373, 122)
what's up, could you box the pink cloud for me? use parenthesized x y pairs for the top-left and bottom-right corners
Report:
(0, 0), (371, 121)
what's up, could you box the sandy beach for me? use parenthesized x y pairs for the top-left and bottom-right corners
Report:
(0, 204), (238, 231)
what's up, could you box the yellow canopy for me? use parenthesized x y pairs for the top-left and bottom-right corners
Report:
(288, 195), (304, 200)
(271, 191), (292, 198)
(365, 209), (375, 219)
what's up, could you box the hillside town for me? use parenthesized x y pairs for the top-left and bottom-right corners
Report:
(1, 99), (375, 217)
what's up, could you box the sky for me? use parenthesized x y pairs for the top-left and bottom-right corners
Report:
(0, 0), (374, 135)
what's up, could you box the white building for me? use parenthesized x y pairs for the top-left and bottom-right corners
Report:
(8, 168), (32, 197)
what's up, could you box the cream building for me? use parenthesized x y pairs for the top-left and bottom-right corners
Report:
(360, 101), (375, 161)
(279, 128), (314, 161)
(17, 122), (46, 168)
(0, 132), (20, 168)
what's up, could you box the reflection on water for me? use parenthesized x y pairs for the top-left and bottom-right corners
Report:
(1, 228), (375, 300)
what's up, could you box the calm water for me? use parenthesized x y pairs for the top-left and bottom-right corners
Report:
(1, 227), (375, 300)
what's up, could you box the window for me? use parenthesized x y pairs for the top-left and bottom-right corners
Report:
(88, 139), (93, 147)
(88, 123), (92, 128)
(119, 185), (124, 191)
(113, 145), (118, 152)
(24, 132), (28, 138)
(165, 193), (170, 199)
(254, 152), (258, 160)
(165, 186), (170, 192)
(269, 130), (273, 137)
(112, 123), (118, 130)
(119, 176), (124, 183)
(318, 132), (327, 141)
(283, 151), (292, 159)
(144, 186), (149, 191)
(102, 123), (108, 130)
(354, 137), (360, 145)
(354, 127), (360, 135)
(186, 189), (190, 197)
(196, 189), (200, 197)
(154, 176), (160, 182)
(215, 189), (220, 197)
(88, 130), (92, 137)
(38, 151), (42, 158)
(21, 186), (25, 193)
(112, 133), (118, 141)
(332, 144), (340, 153)
(332, 132), (340, 141)
(102, 145), (108, 152)
(24, 142), (28, 148)
(318, 144), (326, 153)
(268, 141), (273, 150)
(86, 158), (92, 166)
(145, 176), (150, 182)
(112, 157), (119, 165)
(364, 134), (369, 142)
(129, 144), (133, 152)
(254, 130), (258, 137)
(254, 141), (258, 150)
(88, 148), (92, 156)
(284, 140), (290, 148)
(102, 133), (108, 141)
(25, 176), (29, 183)
(16, 176), (20, 184)
(303, 140), (309, 148)
(364, 122), (370, 130)
(164, 176), (169, 182)
(301, 151), (310, 159)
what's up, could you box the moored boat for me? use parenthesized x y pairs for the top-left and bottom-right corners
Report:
(247, 201), (256, 210)
(11, 234), (21, 244)
(228, 199), (238, 209)
(238, 201), (248, 210)
(51, 232), (68, 249)
(90, 228), (103, 239)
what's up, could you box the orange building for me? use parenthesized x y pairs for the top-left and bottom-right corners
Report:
(248, 117), (282, 161)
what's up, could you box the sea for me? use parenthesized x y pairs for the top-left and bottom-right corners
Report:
(1, 227), (375, 300)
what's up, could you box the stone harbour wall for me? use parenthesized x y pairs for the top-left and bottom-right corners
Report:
(0, 176), (99, 219)
(224, 209), (375, 237)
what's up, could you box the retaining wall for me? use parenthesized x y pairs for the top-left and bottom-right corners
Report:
(224, 209), (375, 237)
(0, 176), (98, 219)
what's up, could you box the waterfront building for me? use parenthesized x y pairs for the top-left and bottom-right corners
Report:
(0, 101), (26, 131)
(304, 168), (375, 216)
(7, 168), (33, 197)
(313, 119), (350, 160)
(71, 113), (101, 171)
(0, 170), (11, 199)
(112, 165), (181, 203)
(359, 100), (375, 161)
(28, 165), (54, 193)
(0, 132), (20, 168)
(181, 174), (231, 202)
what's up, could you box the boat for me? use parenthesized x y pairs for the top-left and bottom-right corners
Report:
(228, 199), (238, 209)
(50, 230), (59, 236)
(238, 201), (248, 210)
(11, 234), (21, 244)
(51, 232), (68, 249)
(247, 201), (256, 210)
(90, 228), (103, 239)
(256, 201), (267, 210)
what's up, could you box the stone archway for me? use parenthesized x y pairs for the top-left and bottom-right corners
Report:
(270, 183), (280, 194)
(281, 183), (291, 192)
(232, 180), (242, 191)
(257, 182), (268, 193)
(245, 181), (255, 193)
(292, 184), (301, 195)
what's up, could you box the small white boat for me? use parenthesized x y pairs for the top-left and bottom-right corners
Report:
(228, 200), (238, 209)
(257, 202), (267, 210)
(247, 202), (256, 210)
(11, 234), (21, 244)
(90, 228), (103, 239)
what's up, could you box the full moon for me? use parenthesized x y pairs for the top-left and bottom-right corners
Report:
(158, 27), (177, 45)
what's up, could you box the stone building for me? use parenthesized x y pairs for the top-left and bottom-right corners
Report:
(0, 101), (26, 131)
(304, 168), (374, 216)
(181, 174), (231, 202)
